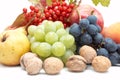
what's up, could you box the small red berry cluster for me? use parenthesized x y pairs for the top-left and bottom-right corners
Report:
(23, 1), (75, 28)
(23, 6), (44, 26)
(44, 1), (75, 28)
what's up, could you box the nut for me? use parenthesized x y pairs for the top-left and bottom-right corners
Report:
(20, 52), (37, 69)
(43, 57), (64, 75)
(26, 57), (43, 75)
(20, 52), (43, 75)
(66, 55), (87, 72)
(92, 56), (111, 72)
(79, 45), (97, 64)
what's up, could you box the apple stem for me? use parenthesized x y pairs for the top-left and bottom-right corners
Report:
(2, 34), (8, 42)
(90, 10), (94, 15)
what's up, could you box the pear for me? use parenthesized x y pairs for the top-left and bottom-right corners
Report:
(0, 27), (30, 66)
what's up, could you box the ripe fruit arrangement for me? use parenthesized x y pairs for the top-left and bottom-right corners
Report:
(28, 20), (75, 64)
(22, 1), (75, 28)
(69, 15), (120, 66)
(0, 0), (119, 75)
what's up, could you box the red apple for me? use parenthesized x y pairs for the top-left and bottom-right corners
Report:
(78, 4), (104, 30)
(69, 4), (104, 30)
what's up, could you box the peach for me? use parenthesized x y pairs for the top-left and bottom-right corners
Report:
(101, 22), (120, 43)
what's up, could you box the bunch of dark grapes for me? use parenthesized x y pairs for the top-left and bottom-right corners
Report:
(44, 1), (75, 28)
(69, 15), (120, 66)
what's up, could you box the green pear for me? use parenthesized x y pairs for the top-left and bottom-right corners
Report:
(0, 27), (30, 66)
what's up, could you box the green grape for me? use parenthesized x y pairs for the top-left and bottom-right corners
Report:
(30, 36), (36, 43)
(41, 20), (48, 25)
(65, 27), (70, 33)
(37, 24), (44, 31)
(27, 35), (32, 40)
(60, 34), (75, 49)
(31, 42), (40, 53)
(45, 32), (58, 45)
(61, 49), (74, 64)
(52, 42), (66, 57)
(28, 25), (37, 36)
(34, 29), (45, 42)
(44, 20), (56, 33)
(36, 42), (51, 58)
(56, 28), (68, 39)
(54, 21), (64, 30)
(69, 43), (76, 52)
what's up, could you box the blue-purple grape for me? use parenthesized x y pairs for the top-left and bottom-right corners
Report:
(95, 24), (101, 33)
(79, 33), (92, 45)
(97, 48), (109, 57)
(93, 33), (104, 44)
(104, 38), (118, 53)
(109, 52), (120, 66)
(117, 44), (120, 54)
(79, 18), (89, 30)
(87, 15), (97, 24)
(69, 23), (81, 37)
(87, 24), (98, 36)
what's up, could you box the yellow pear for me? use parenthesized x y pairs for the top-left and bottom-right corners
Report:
(0, 27), (30, 66)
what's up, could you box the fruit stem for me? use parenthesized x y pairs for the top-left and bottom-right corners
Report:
(1, 34), (8, 42)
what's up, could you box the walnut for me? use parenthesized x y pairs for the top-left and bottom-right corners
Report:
(20, 52), (43, 75)
(43, 57), (64, 75)
(20, 52), (37, 69)
(92, 56), (111, 72)
(79, 45), (97, 64)
(66, 55), (87, 72)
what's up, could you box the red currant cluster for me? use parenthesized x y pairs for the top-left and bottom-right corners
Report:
(44, 1), (75, 28)
(23, 6), (44, 26)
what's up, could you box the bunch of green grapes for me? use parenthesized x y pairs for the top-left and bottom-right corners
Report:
(27, 20), (75, 64)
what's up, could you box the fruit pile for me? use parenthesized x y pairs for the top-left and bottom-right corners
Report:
(0, 0), (119, 76)
(69, 15), (120, 66)
(22, 1), (75, 28)
(28, 20), (75, 63)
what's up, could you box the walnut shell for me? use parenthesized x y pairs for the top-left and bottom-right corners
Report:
(79, 45), (97, 64)
(43, 57), (64, 75)
(20, 52), (37, 69)
(26, 57), (43, 75)
(92, 56), (111, 72)
(66, 55), (87, 72)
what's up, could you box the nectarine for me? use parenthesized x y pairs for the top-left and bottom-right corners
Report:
(102, 22), (120, 43)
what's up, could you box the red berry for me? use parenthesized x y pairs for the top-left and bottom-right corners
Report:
(55, 10), (60, 15)
(62, 1), (67, 6)
(45, 12), (50, 18)
(23, 8), (27, 13)
(34, 7), (39, 13)
(30, 5), (35, 11)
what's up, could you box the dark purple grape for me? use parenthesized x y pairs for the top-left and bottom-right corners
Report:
(117, 44), (120, 54)
(109, 52), (120, 66)
(97, 48), (109, 57)
(87, 15), (97, 24)
(69, 23), (81, 37)
(87, 24), (98, 36)
(79, 33), (92, 45)
(79, 18), (89, 30)
(95, 24), (101, 33)
(93, 33), (104, 44)
(104, 38), (118, 53)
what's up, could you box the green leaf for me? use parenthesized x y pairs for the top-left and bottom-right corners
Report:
(92, 0), (100, 6)
(28, 0), (40, 4)
(100, 0), (110, 7)
(46, 0), (52, 6)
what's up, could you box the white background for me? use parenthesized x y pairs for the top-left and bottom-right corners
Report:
(0, 0), (120, 80)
